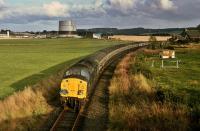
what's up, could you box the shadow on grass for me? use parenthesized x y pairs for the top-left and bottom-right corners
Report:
(9, 56), (85, 95)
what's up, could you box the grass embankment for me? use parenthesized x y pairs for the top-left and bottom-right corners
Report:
(109, 45), (200, 130)
(0, 38), (119, 99)
(0, 38), (120, 130)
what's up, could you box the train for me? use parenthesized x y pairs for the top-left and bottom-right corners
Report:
(59, 43), (148, 109)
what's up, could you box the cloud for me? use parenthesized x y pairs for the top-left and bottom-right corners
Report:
(106, 0), (137, 15)
(95, 0), (103, 8)
(138, 0), (200, 21)
(0, 1), (70, 23)
(0, 0), (200, 30)
(160, 0), (175, 10)
(0, 1), (10, 20)
(140, 0), (176, 11)
(0, 5), (44, 22)
(104, 0), (176, 17)
(43, 1), (69, 17)
(68, 1), (106, 19)
(0, 0), (4, 5)
(0, 0), (6, 11)
(107, 0), (136, 9)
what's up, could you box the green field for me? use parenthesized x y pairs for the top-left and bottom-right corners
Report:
(152, 49), (200, 91)
(142, 47), (200, 94)
(134, 46), (200, 122)
(0, 38), (120, 99)
(108, 45), (200, 130)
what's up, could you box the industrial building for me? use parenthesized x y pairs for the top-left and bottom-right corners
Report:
(0, 30), (10, 38)
(14, 32), (35, 38)
(58, 20), (77, 37)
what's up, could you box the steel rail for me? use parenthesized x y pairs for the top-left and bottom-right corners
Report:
(50, 108), (80, 131)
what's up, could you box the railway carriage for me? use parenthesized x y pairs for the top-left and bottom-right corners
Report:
(60, 43), (148, 109)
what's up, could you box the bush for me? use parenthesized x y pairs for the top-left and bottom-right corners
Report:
(149, 36), (157, 50)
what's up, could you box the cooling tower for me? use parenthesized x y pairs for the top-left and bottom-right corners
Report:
(59, 20), (77, 35)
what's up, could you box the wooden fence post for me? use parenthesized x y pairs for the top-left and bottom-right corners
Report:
(161, 60), (164, 68)
(176, 60), (179, 68)
(151, 60), (154, 67)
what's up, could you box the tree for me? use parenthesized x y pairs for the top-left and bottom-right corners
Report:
(197, 24), (200, 30)
(149, 35), (157, 49)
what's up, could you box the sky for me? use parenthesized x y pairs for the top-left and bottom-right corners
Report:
(0, 0), (200, 31)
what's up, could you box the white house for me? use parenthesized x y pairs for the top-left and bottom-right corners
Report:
(0, 31), (10, 38)
(93, 33), (102, 39)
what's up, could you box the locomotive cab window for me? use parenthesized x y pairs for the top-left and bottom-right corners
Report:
(65, 68), (81, 77)
(64, 66), (90, 81)
(65, 71), (70, 76)
(71, 68), (81, 75)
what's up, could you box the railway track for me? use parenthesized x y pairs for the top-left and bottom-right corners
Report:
(50, 60), (119, 131)
(50, 44), (148, 131)
(78, 57), (120, 131)
(50, 57), (124, 131)
(50, 108), (80, 131)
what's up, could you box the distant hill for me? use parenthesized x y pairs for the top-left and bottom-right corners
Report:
(88, 28), (118, 34)
(117, 28), (184, 35)
(78, 28), (184, 36)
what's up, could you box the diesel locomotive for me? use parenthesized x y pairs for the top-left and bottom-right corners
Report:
(60, 43), (148, 109)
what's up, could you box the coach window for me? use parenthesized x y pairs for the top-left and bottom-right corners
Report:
(81, 69), (90, 80)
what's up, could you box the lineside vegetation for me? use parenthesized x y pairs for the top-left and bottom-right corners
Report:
(109, 44), (200, 130)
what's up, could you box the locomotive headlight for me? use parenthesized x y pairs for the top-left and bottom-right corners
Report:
(60, 89), (68, 95)
(77, 90), (83, 95)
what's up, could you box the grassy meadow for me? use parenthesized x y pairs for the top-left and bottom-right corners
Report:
(0, 38), (119, 99)
(140, 45), (200, 106)
(109, 45), (200, 130)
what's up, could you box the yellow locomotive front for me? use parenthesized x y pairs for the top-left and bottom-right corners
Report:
(60, 77), (87, 99)
(60, 65), (90, 108)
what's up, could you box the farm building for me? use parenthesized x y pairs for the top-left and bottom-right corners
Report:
(182, 29), (200, 42)
(170, 34), (186, 43)
(170, 28), (200, 43)
(160, 50), (175, 59)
